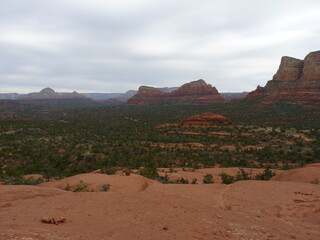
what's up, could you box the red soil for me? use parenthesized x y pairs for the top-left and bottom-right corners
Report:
(1, 167), (319, 240)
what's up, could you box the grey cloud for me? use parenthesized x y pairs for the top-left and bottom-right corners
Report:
(1, 0), (320, 93)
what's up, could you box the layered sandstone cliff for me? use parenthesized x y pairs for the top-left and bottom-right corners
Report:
(245, 50), (320, 107)
(127, 80), (226, 105)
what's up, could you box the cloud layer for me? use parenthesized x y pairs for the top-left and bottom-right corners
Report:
(1, 0), (320, 93)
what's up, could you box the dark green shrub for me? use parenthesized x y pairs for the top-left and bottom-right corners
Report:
(159, 174), (170, 183)
(73, 180), (92, 192)
(139, 167), (159, 179)
(64, 183), (71, 191)
(100, 184), (111, 191)
(220, 173), (235, 184)
(191, 178), (198, 184)
(177, 177), (189, 184)
(236, 168), (250, 181)
(3, 176), (43, 185)
(255, 167), (276, 181)
(103, 168), (117, 175)
(203, 174), (214, 184)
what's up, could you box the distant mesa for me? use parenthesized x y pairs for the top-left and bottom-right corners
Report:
(181, 112), (230, 127)
(127, 79), (226, 105)
(245, 50), (320, 108)
(18, 87), (88, 100)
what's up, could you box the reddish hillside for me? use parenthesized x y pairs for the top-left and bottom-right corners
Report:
(127, 79), (226, 105)
(181, 112), (230, 127)
(245, 50), (320, 108)
(271, 163), (320, 183)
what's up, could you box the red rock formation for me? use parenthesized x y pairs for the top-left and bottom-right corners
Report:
(181, 112), (230, 127)
(302, 51), (320, 81)
(272, 57), (303, 81)
(245, 50), (320, 108)
(127, 80), (226, 105)
(243, 86), (263, 101)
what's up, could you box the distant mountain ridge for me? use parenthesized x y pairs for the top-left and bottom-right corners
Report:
(127, 79), (226, 105)
(18, 87), (87, 100)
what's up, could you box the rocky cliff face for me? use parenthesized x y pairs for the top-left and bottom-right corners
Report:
(245, 50), (320, 108)
(272, 57), (303, 81)
(302, 51), (320, 81)
(127, 79), (226, 105)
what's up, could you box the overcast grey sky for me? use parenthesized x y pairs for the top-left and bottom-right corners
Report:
(0, 0), (319, 93)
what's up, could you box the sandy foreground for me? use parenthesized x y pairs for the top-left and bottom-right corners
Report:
(0, 166), (319, 240)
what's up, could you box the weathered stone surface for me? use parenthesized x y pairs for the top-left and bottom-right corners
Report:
(245, 51), (320, 108)
(127, 80), (226, 105)
(181, 112), (230, 127)
(302, 51), (320, 81)
(272, 56), (303, 81)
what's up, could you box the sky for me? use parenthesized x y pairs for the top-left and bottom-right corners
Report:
(0, 0), (320, 93)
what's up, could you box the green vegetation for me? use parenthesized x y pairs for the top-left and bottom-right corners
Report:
(100, 184), (111, 192)
(0, 103), (319, 181)
(255, 167), (276, 180)
(3, 176), (43, 185)
(219, 167), (276, 184)
(73, 180), (92, 192)
(177, 177), (189, 184)
(203, 174), (214, 184)
(63, 181), (111, 192)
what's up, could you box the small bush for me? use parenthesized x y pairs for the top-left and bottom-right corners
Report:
(100, 184), (111, 191)
(191, 178), (198, 184)
(255, 167), (276, 181)
(3, 176), (43, 185)
(103, 168), (116, 175)
(236, 168), (250, 181)
(64, 183), (71, 191)
(73, 180), (92, 192)
(311, 178), (319, 184)
(159, 174), (170, 183)
(177, 177), (189, 184)
(139, 167), (159, 179)
(224, 205), (232, 211)
(203, 174), (214, 184)
(220, 173), (235, 184)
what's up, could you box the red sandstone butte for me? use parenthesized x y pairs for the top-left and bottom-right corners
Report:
(245, 50), (320, 107)
(127, 79), (226, 105)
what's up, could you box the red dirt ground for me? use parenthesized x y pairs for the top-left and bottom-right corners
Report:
(1, 166), (319, 240)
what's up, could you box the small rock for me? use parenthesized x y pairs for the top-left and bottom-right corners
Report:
(41, 217), (66, 225)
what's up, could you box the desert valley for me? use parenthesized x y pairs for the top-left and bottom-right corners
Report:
(0, 49), (320, 240)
